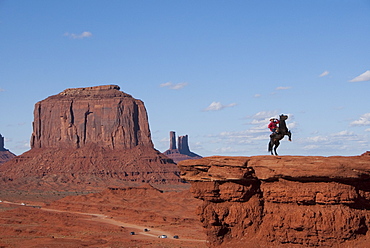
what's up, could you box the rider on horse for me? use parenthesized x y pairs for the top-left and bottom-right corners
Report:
(268, 118), (280, 134)
(268, 115), (292, 156)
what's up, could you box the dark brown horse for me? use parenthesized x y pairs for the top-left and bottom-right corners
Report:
(268, 114), (292, 155)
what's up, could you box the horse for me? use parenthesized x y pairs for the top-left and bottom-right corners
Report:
(268, 114), (292, 156)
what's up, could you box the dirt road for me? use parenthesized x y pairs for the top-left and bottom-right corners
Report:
(0, 200), (206, 243)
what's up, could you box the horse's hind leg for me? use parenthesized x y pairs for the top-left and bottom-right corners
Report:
(268, 140), (274, 155)
(274, 141), (280, 156)
(288, 131), (292, 141)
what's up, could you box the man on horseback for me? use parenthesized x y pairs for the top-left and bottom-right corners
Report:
(268, 115), (292, 156)
(268, 118), (280, 134)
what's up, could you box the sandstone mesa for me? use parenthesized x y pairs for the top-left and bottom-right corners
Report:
(0, 85), (181, 190)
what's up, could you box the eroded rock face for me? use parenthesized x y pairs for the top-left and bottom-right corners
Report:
(179, 155), (370, 247)
(31, 85), (152, 149)
(0, 85), (181, 190)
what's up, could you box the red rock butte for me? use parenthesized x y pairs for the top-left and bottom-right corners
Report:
(31, 85), (152, 149)
(0, 85), (182, 190)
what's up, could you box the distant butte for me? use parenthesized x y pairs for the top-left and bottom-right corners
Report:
(0, 133), (15, 165)
(163, 131), (202, 163)
(0, 85), (182, 190)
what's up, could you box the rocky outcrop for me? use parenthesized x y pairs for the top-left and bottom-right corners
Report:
(163, 131), (202, 163)
(31, 85), (152, 149)
(0, 134), (15, 164)
(169, 131), (177, 150)
(179, 155), (370, 247)
(0, 134), (5, 151)
(0, 85), (181, 190)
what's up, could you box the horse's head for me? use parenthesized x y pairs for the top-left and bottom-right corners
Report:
(279, 114), (288, 121)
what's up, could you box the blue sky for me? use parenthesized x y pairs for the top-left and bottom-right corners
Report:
(1, 0), (370, 156)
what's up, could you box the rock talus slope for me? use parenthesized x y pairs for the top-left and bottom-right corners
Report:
(179, 155), (370, 248)
(0, 85), (181, 190)
(0, 150), (15, 165)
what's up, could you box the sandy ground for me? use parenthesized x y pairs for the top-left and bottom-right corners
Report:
(0, 186), (208, 248)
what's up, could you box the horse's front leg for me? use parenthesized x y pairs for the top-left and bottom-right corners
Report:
(287, 131), (292, 141)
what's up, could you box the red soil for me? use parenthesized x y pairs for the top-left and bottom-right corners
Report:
(0, 184), (207, 248)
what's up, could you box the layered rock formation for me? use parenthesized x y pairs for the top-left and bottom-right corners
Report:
(179, 155), (370, 247)
(31, 85), (152, 149)
(163, 131), (202, 163)
(0, 134), (15, 165)
(0, 85), (181, 190)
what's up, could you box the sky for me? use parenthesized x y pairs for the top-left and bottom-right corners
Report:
(1, 0), (370, 157)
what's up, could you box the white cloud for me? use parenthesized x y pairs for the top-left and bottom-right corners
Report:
(0, 88), (4, 92)
(299, 129), (367, 153)
(276, 86), (291, 90)
(214, 146), (242, 154)
(303, 145), (320, 150)
(331, 130), (355, 137)
(160, 82), (188, 90)
(350, 113), (370, 126)
(64, 31), (92, 39)
(250, 110), (279, 121)
(254, 94), (261, 98)
(319, 71), (330, 77)
(349, 70), (370, 82)
(248, 111), (294, 126)
(212, 111), (295, 144)
(305, 131), (357, 143)
(171, 82), (188, 90)
(306, 136), (328, 143)
(159, 82), (172, 87)
(203, 102), (237, 111)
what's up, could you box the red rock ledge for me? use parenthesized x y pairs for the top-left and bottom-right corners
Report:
(178, 155), (370, 248)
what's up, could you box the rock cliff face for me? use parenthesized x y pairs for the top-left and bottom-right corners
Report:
(31, 85), (152, 149)
(163, 131), (202, 163)
(179, 155), (370, 247)
(0, 85), (181, 190)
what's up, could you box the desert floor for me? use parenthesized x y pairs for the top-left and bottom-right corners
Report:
(0, 184), (207, 248)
